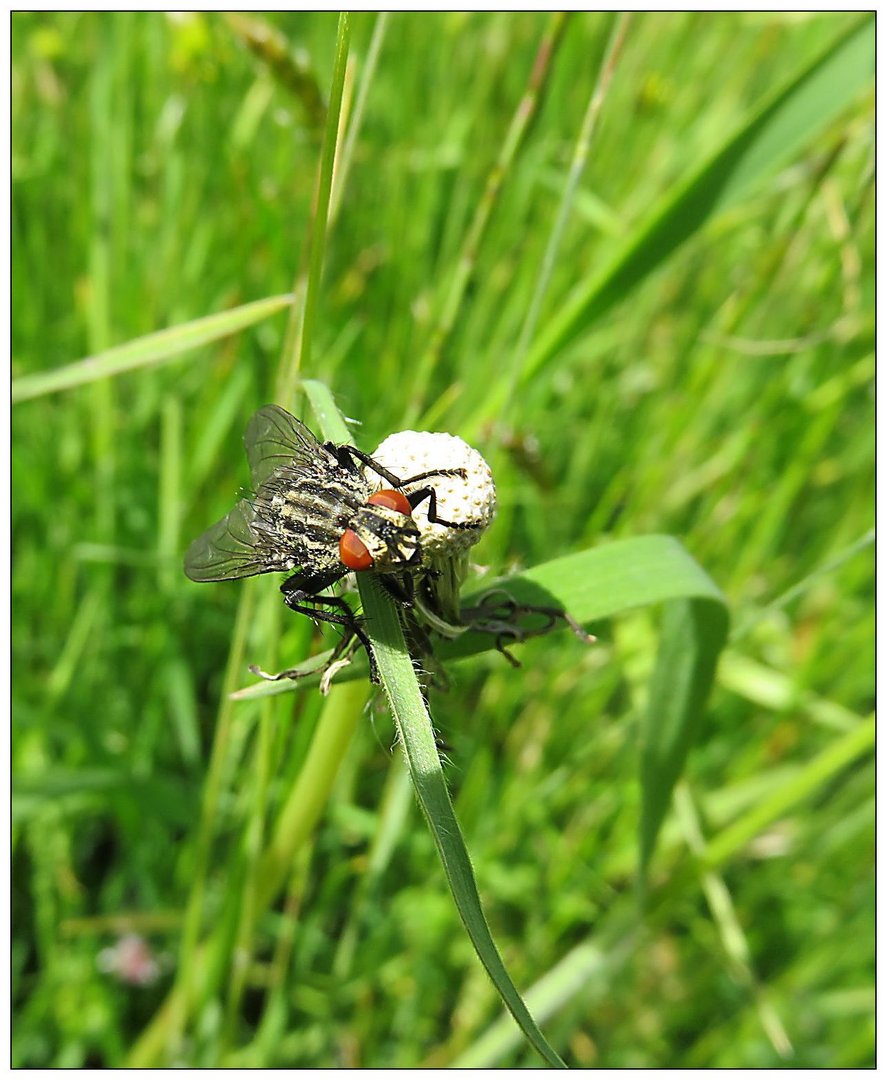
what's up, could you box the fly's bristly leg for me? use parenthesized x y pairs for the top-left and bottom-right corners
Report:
(258, 591), (380, 686)
(453, 588), (596, 657)
(404, 487), (480, 531)
(378, 572), (415, 608)
(334, 444), (468, 492)
(280, 569), (350, 627)
(277, 568), (381, 682)
(250, 616), (377, 689)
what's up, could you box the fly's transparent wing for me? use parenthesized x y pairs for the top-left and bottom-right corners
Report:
(184, 498), (278, 581)
(244, 404), (326, 488)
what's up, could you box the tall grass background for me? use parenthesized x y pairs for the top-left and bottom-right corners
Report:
(11, 11), (873, 1068)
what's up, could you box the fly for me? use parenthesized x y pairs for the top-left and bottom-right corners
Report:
(184, 404), (475, 680)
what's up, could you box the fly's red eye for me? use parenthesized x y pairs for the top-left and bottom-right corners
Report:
(367, 489), (412, 516)
(339, 529), (374, 571)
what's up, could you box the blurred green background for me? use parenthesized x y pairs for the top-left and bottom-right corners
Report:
(12, 11), (873, 1068)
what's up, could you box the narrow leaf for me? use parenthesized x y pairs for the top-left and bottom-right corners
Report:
(523, 16), (873, 380)
(639, 596), (728, 880)
(12, 293), (294, 402)
(358, 575), (567, 1069)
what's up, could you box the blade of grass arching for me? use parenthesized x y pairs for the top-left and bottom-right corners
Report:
(11, 294), (294, 402)
(358, 575), (567, 1069)
(407, 11), (568, 425)
(232, 535), (728, 701)
(445, 536), (726, 658)
(520, 15), (874, 383)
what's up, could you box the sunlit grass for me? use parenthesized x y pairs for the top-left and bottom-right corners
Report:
(12, 11), (873, 1069)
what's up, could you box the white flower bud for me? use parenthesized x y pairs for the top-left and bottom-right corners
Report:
(369, 430), (496, 562)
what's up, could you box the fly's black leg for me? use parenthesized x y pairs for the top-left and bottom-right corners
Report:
(283, 593), (355, 627)
(378, 572), (415, 608)
(439, 588), (596, 669)
(494, 631), (523, 669)
(278, 568), (381, 681)
(333, 444), (468, 492)
(280, 569), (350, 627)
(333, 444), (480, 532)
(286, 596), (379, 682)
(405, 487), (480, 531)
(257, 574), (380, 685)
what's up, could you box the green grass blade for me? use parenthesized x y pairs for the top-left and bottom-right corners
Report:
(638, 596), (729, 881)
(522, 15), (874, 380)
(704, 714), (874, 871)
(450, 937), (634, 1068)
(358, 575), (567, 1069)
(447, 536), (725, 654)
(12, 293), (294, 402)
(235, 535), (726, 685)
(295, 12), (350, 382)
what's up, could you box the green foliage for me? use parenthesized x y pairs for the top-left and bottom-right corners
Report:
(12, 11), (873, 1069)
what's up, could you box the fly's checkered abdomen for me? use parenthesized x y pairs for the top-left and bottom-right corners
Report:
(249, 466), (369, 572)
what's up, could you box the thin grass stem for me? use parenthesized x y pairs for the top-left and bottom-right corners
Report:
(494, 13), (632, 439)
(408, 12), (568, 425)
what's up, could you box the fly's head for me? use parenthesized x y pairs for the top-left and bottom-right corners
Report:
(338, 489), (422, 573)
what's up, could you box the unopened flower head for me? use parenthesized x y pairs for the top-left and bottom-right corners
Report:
(368, 430), (496, 563)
